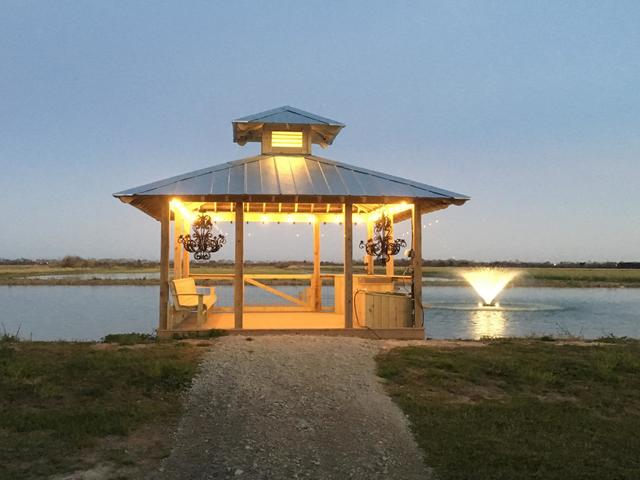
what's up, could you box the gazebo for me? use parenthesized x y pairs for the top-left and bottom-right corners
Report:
(114, 106), (469, 338)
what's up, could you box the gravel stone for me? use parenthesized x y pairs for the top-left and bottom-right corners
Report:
(156, 336), (430, 479)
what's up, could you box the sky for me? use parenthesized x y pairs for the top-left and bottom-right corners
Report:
(1, 1), (638, 262)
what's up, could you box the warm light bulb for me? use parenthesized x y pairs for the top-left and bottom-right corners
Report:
(169, 199), (196, 223)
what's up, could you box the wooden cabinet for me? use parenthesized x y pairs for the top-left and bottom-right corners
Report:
(334, 275), (411, 327)
(364, 292), (412, 328)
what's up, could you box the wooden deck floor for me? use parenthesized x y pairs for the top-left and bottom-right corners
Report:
(169, 311), (425, 339)
(177, 311), (345, 331)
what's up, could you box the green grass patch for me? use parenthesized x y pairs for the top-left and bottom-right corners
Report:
(102, 332), (156, 345)
(377, 340), (640, 480)
(0, 341), (206, 479)
(171, 329), (227, 340)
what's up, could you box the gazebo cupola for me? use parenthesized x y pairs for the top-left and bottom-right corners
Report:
(232, 106), (345, 155)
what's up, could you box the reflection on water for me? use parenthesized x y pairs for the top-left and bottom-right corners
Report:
(470, 308), (507, 338)
(0, 285), (639, 341)
(424, 286), (640, 340)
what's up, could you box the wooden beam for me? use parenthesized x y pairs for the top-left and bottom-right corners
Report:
(312, 220), (321, 311)
(411, 205), (423, 329)
(234, 202), (244, 329)
(182, 218), (190, 277)
(366, 220), (374, 274)
(173, 209), (183, 279)
(159, 200), (170, 331)
(344, 201), (353, 328)
(386, 213), (395, 276)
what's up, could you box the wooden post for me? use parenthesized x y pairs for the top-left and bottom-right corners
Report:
(411, 204), (423, 329)
(234, 202), (244, 329)
(173, 209), (183, 279)
(366, 220), (374, 275)
(344, 201), (353, 328)
(386, 213), (395, 277)
(159, 200), (170, 331)
(312, 219), (321, 311)
(182, 218), (190, 277)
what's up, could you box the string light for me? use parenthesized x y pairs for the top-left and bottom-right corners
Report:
(171, 201), (420, 231)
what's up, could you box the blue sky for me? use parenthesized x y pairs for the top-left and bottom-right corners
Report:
(1, 1), (638, 262)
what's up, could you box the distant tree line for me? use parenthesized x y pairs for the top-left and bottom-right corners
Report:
(0, 256), (157, 268)
(0, 256), (638, 269)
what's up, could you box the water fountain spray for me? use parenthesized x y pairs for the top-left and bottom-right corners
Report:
(460, 269), (519, 307)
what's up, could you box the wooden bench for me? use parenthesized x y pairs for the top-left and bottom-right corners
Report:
(169, 277), (217, 327)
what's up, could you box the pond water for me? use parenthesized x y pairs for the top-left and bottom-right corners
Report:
(0, 285), (638, 341)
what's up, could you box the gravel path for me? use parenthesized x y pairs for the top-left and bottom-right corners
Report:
(156, 336), (430, 480)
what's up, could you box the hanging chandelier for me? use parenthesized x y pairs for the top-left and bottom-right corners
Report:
(359, 213), (406, 264)
(178, 213), (226, 261)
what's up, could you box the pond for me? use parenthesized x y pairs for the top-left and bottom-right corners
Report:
(0, 285), (638, 341)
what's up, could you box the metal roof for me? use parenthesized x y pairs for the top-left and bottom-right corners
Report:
(233, 106), (344, 127)
(232, 106), (345, 146)
(115, 155), (467, 199)
(114, 154), (469, 219)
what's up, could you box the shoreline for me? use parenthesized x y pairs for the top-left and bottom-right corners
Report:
(2, 266), (639, 288)
(1, 278), (638, 288)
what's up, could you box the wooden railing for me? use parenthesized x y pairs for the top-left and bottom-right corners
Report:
(188, 273), (412, 313)
(189, 273), (330, 312)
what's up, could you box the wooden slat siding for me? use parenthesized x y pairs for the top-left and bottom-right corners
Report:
(182, 218), (190, 277)
(344, 200), (353, 328)
(173, 208), (183, 279)
(313, 220), (321, 311)
(234, 202), (244, 329)
(412, 204), (423, 329)
(366, 220), (374, 274)
(386, 213), (395, 276)
(159, 201), (170, 331)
